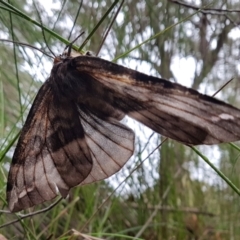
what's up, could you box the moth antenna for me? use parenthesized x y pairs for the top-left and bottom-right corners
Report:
(212, 78), (234, 97)
(0, 39), (53, 59)
(65, 31), (85, 56)
(33, 1), (56, 57)
(67, 0), (83, 40)
(67, 42), (72, 56)
(96, 0), (125, 56)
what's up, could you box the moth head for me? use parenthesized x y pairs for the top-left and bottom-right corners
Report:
(53, 51), (83, 65)
(53, 50), (94, 65)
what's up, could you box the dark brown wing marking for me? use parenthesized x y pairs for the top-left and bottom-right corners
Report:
(7, 81), (93, 212)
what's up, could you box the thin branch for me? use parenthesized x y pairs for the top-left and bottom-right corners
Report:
(67, 0), (83, 41)
(0, 39), (53, 59)
(96, 0), (125, 56)
(8, 1), (23, 122)
(0, 1), (79, 51)
(78, 0), (120, 51)
(33, 1), (56, 57)
(0, 197), (62, 229)
(129, 204), (216, 217)
(169, 0), (240, 14)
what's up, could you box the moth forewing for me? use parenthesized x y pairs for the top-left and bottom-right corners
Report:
(72, 55), (240, 145)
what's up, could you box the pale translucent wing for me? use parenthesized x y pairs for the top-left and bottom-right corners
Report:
(77, 106), (134, 185)
(7, 81), (93, 212)
(74, 56), (240, 145)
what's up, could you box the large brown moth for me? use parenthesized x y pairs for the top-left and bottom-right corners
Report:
(7, 50), (240, 212)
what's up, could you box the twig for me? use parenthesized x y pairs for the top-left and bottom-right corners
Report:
(67, 0), (83, 41)
(0, 39), (53, 59)
(96, 0), (125, 56)
(0, 197), (62, 229)
(169, 0), (240, 14)
(129, 204), (216, 217)
(33, 1), (56, 57)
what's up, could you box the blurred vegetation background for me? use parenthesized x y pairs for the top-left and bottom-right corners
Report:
(0, 0), (240, 239)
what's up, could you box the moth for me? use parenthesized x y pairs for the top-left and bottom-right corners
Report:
(7, 50), (240, 212)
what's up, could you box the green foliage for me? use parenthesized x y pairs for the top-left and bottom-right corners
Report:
(1, 0), (240, 239)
